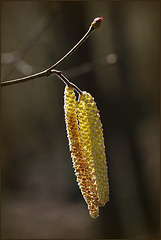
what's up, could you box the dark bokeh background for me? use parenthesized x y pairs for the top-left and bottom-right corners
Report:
(1, 1), (160, 239)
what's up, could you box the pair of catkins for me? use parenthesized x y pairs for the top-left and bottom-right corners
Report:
(64, 86), (109, 219)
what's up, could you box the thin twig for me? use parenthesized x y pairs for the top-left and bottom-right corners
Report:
(1, 26), (92, 87)
(52, 70), (82, 95)
(46, 26), (93, 72)
(1, 17), (103, 88)
(1, 70), (47, 87)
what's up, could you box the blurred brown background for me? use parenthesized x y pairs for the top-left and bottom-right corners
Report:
(1, 1), (160, 239)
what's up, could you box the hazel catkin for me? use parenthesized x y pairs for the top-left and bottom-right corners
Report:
(77, 91), (109, 206)
(64, 86), (100, 218)
(64, 86), (109, 218)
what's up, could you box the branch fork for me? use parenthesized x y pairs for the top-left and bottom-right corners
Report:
(1, 17), (103, 94)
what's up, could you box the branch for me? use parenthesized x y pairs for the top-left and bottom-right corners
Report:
(52, 70), (82, 95)
(1, 17), (103, 88)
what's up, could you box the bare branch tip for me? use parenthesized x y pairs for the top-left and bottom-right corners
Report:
(91, 16), (104, 30)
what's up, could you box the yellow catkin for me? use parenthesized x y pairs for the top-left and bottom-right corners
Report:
(64, 86), (99, 218)
(77, 91), (109, 206)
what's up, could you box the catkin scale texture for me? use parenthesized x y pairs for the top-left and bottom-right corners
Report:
(64, 86), (100, 218)
(77, 92), (109, 206)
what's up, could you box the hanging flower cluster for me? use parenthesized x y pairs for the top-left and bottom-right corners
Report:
(64, 86), (109, 219)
